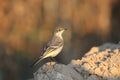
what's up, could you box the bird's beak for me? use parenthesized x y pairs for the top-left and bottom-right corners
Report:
(64, 27), (67, 30)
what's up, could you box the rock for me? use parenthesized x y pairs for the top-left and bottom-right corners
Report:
(34, 62), (83, 80)
(33, 43), (120, 80)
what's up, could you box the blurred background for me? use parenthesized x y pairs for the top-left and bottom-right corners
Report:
(0, 0), (120, 80)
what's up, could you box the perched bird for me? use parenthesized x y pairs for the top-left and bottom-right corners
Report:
(30, 26), (67, 67)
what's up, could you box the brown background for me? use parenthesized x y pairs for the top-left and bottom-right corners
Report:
(0, 0), (120, 80)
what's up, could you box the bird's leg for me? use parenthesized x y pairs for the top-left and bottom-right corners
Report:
(48, 58), (53, 66)
(50, 57), (58, 62)
(49, 57), (58, 66)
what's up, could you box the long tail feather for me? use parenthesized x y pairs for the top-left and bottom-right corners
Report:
(30, 58), (43, 68)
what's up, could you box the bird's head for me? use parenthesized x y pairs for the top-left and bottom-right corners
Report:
(54, 27), (67, 36)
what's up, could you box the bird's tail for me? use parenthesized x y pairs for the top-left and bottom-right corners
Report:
(30, 57), (43, 68)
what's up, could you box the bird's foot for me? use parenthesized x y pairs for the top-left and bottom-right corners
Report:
(46, 61), (56, 67)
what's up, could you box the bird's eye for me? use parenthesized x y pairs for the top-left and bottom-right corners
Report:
(59, 29), (61, 31)
(57, 28), (61, 31)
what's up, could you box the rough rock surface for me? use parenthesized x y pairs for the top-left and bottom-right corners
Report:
(34, 43), (120, 80)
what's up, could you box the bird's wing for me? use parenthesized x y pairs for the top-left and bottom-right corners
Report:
(41, 36), (63, 57)
(30, 37), (63, 67)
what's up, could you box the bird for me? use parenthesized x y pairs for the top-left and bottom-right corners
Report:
(30, 26), (67, 67)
